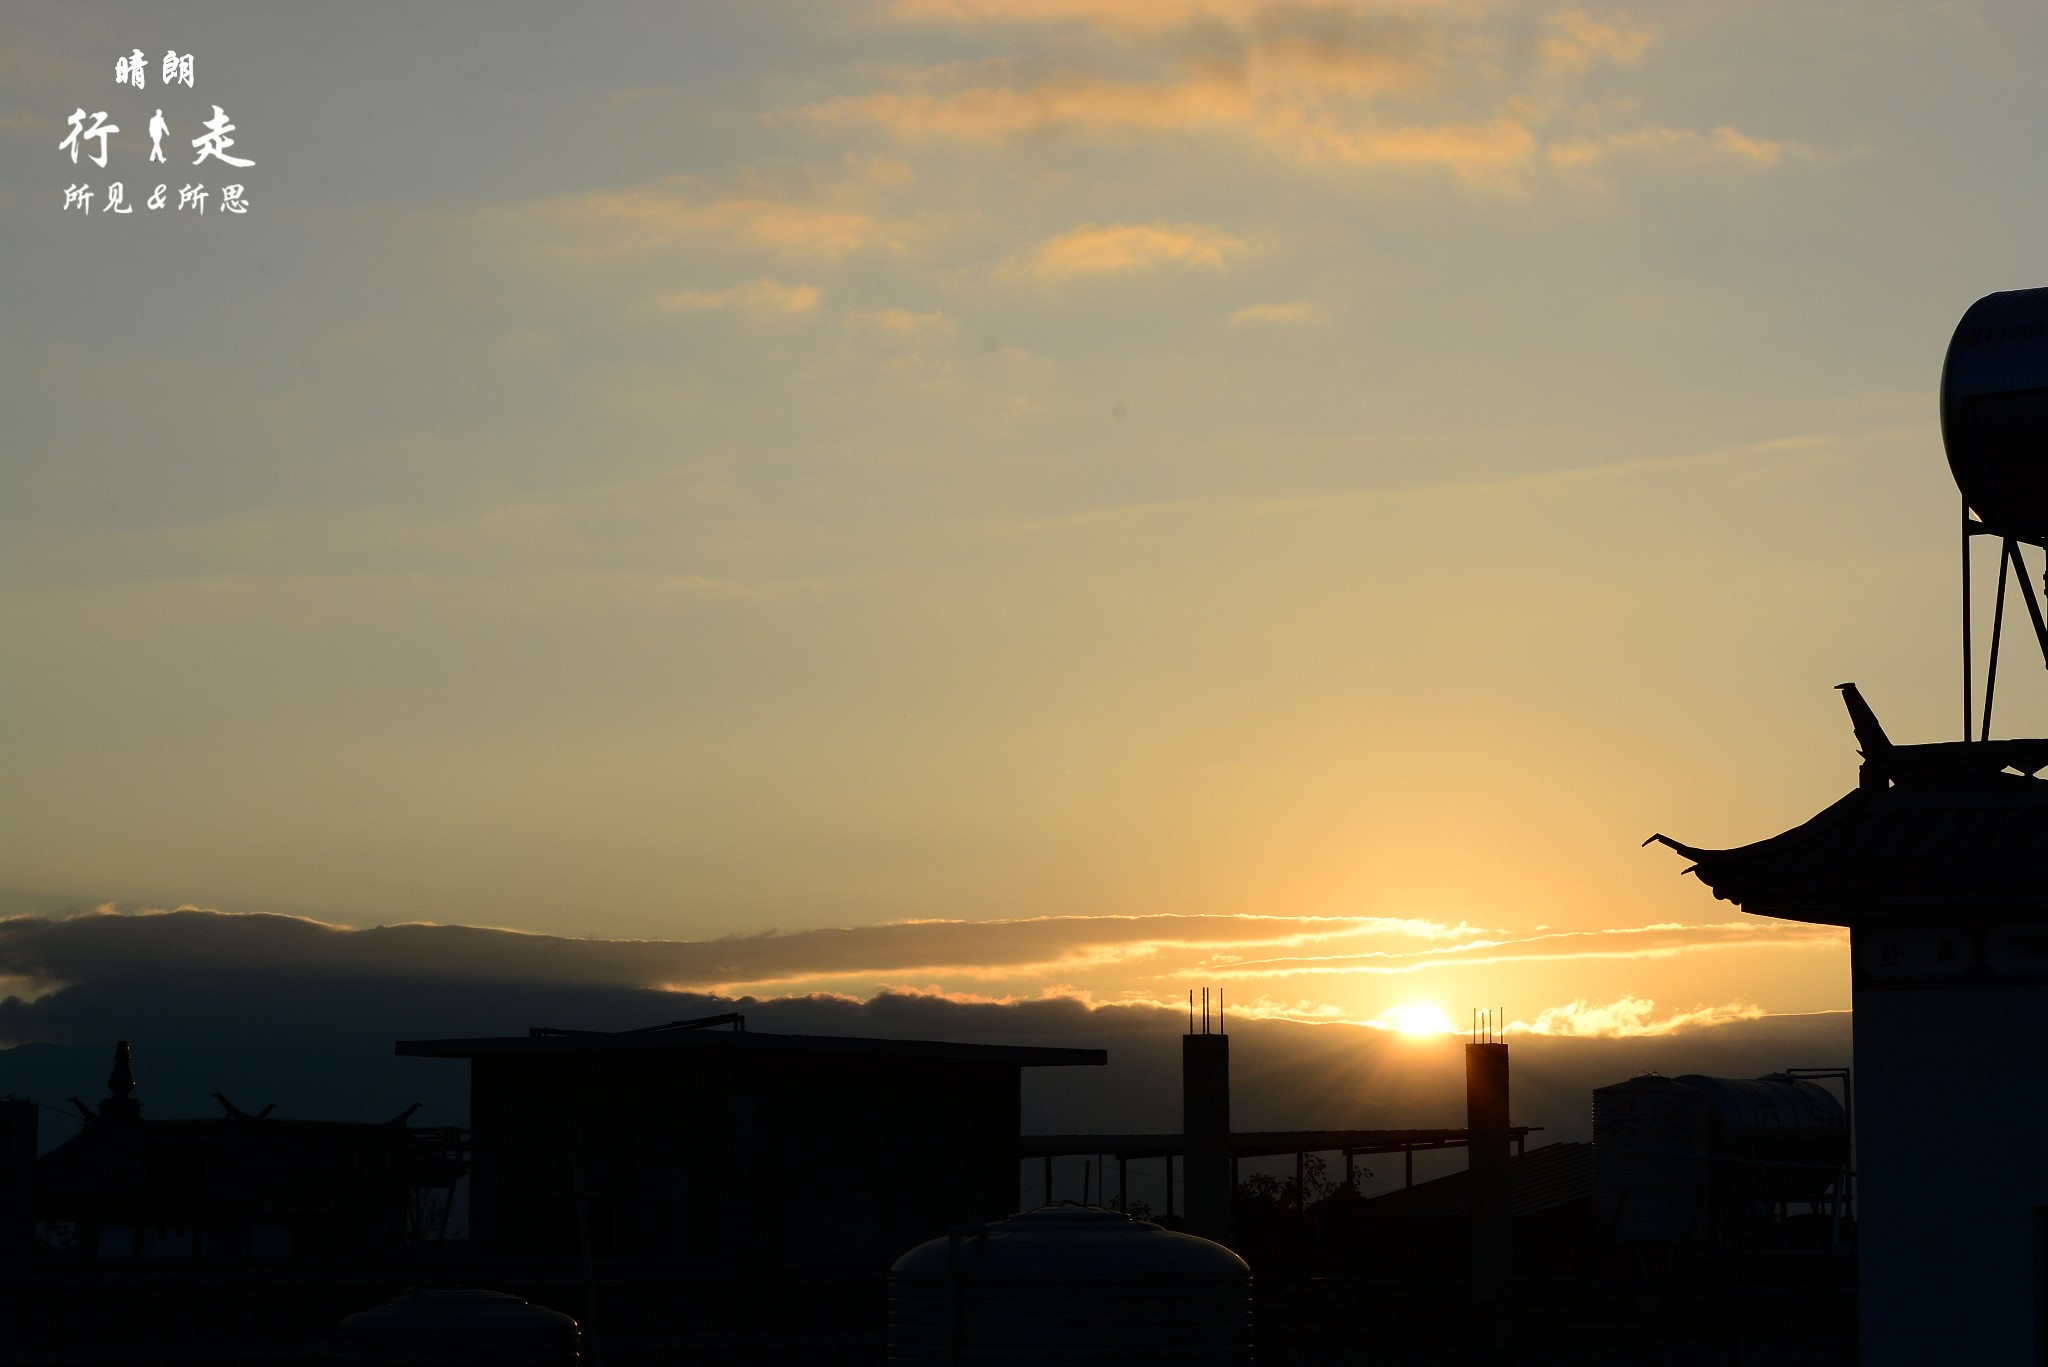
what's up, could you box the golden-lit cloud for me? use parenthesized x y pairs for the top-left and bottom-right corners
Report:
(845, 305), (956, 336)
(489, 177), (913, 262)
(1548, 122), (1789, 169)
(808, 70), (1543, 185)
(1230, 299), (1324, 327)
(805, 72), (1252, 143)
(0, 906), (1486, 997)
(887, 0), (1298, 29)
(1200, 920), (1846, 979)
(1006, 222), (1246, 279)
(804, 2), (1785, 191)
(1541, 9), (1651, 73)
(1706, 124), (1786, 165)
(1264, 109), (1539, 182)
(662, 278), (822, 319)
(1513, 994), (1769, 1037)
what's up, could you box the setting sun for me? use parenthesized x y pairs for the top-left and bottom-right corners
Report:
(1383, 1003), (1456, 1036)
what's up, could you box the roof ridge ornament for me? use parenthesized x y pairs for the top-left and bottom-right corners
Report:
(106, 1040), (135, 1101)
(1837, 682), (1893, 790)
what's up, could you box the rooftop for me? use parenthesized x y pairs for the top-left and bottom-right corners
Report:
(1648, 684), (2048, 924)
(1022, 1127), (1539, 1161)
(1355, 1141), (1592, 1221)
(396, 1016), (1106, 1068)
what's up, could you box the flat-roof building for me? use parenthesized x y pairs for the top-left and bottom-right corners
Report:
(397, 1017), (1106, 1273)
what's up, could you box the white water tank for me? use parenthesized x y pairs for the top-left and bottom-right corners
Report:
(335, 1287), (578, 1366)
(889, 1205), (1252, 1364)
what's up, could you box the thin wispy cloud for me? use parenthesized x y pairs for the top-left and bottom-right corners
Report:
(1005, 222), (1246, 279)
(1199, 920), (1846, 979)
(1230, 300), (1323, 327)
(884, 0), (1325, 28)
(0, 906), (1486, 998)
(1541, 9), (1652, 73)
(1514, 994), (1768, 1037)
(805, 2), (1789, 189)
(1549, 123), (1793, 171)
(486, 178), (916, 263)
(663, 278), (823, 319)
(845, 305), (955, 336)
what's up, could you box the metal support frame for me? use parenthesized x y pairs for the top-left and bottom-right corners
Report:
(1783, 1066), (1855, 1249)
(1962, 503), (2048, 741)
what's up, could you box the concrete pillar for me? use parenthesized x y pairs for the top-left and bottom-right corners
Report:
(1466, 1041), (1512, 1343)
(1182, 1032), (1231, 1245)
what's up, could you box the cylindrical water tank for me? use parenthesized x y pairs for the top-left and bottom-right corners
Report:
(1592, 1074), (1710, 1244)
(1941, 287), (2048, 537)
(1671, 1073), (1846, 1198)
(335, 1287), (578, 1367)
(889, 1205), (1252, 1365)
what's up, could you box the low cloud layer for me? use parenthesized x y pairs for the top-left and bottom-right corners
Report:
(0, 907), (1850, 1170)
(0, 907), (1837, 1014)
(0, 906), (1479, 996)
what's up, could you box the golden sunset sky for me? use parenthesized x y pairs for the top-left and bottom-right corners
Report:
(5, 0), (2046, 1039)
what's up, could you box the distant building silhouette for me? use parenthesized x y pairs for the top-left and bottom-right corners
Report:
(1350, 1141), (1593, 1278)
(27, 1040), (462, 1261)
(396, 1015), (1106, 1273)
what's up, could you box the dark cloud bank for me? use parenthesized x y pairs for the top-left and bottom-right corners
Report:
(0, 911), (1850, 1158)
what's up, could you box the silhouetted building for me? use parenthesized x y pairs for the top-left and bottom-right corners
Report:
(1655, 695), (2048, 1362)
(396, 1016), (1106, 1274)
(1352, 1141), (1592, 1279)
(27, 1041), (463, 1261)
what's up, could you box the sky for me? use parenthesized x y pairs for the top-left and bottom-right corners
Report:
(4, 0), (2047, 1048)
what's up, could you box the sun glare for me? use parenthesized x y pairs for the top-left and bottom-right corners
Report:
(1385, 1002), (1456, 1036)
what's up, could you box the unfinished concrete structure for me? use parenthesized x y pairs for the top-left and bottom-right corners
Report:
(1181, 989), (1232, 1246)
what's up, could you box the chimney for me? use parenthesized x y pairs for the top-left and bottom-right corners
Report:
(1466, 1010), (1512, 1345)
(1181, 988), (1232, 1245)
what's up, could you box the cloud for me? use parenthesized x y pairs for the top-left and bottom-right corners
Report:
(803, 4), (1786, 191)
(1513, 994), (1768, 1037)
(662, 278), (822, 319)
(1705, 124), (1786, 165)
(0, 906), (1483, 999)
(1541, 9), (1651, 73)
(1264, 109), (1540, 182)
(845, 306), (955, 336)
(0, 920), (1853, 1147)
(1200, 919), (1846, 979)
(804, 70), (1255, 143)
(489, 178), (913, 262)
(1005, 222), (1245, 279)
(810, 75), (1547, 187)
(1230, 299), (1324, 327)
(885, 0), (1272, 27)
(1548, 123), (1790, 170)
